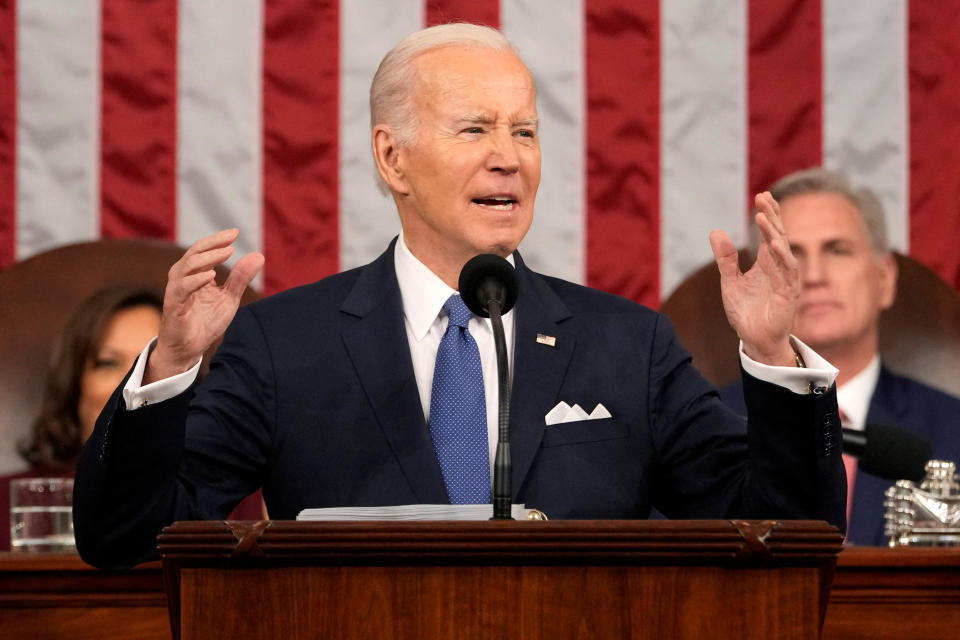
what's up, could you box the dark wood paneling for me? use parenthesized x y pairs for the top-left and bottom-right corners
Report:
(4, 530), (958, 639)
(0, 553), (169, 640)
(161, 519), (839, 640)
(823, 546), (960, 640)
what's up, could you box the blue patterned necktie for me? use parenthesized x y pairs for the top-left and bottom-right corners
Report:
(429, 294), (490, 504)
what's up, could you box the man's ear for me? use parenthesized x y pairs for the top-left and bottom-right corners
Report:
(878, 252), (898, 310)
(372, 125), (409, 195)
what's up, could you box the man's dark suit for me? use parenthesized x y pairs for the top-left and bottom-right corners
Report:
(75, 240), (845, 569)
(721, 367), (960, 545)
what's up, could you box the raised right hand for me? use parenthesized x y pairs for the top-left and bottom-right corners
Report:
(144, 229), (264, 384)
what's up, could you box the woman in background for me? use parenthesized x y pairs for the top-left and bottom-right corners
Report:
(25, 286), (163, 465)
(2, 286), (163, 550)
(3, 284), (265, 550)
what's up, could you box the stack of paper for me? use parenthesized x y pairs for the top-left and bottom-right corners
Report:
(297, 504), (532, 521)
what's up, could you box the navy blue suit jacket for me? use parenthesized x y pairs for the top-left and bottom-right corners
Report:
(721, 367), (960, 545)
(75, 240), (845, 568)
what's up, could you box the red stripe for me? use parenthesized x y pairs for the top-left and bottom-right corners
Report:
(909, 5), (960, 291)
(426, 0), (499, 28)
(0, 0), (15, 268)
(100, 0), (178, 240)
(748, 0), (822, 200)
(585, 0), (660, 308)
(262, 0), (339, 295)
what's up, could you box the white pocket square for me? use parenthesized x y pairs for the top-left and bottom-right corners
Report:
(545, 401), (612, 425)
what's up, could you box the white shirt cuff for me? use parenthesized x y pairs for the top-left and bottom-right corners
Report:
(121, 337), (202, 410)
(738, 336), (839, 395)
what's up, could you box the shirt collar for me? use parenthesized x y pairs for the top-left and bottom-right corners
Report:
(836, 355), (881, 431)
(394, 231), (515, 342)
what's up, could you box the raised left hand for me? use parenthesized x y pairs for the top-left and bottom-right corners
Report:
(709, 191), (799, 367)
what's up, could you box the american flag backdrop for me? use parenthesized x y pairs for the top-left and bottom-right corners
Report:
(1, 0), (958, 307)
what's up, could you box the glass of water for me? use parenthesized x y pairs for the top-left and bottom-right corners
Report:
(9, 478), (76, 552)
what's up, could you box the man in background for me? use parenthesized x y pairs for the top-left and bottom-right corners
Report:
(722, 167), (960, 545)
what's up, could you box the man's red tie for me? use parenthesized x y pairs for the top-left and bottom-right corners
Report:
(840, 409), (857, 538)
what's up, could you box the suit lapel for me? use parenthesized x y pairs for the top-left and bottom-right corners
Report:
(340, 240), (449, 504)
(509, 258), (576, 496)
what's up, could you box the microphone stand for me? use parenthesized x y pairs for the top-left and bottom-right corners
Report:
(488, 298), (513, 520)
(458, 253), (517, 520)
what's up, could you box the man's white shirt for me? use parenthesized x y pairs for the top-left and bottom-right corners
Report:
(836, 355), (881, 432)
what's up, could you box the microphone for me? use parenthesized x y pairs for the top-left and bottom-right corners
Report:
(842, 424), (932, 482)
(459, 254), (519, 318)
(459, 254), (519, 520)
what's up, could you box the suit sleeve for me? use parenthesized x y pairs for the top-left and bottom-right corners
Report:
(647, 314), (846, 530)
(73, 307), (275, 569)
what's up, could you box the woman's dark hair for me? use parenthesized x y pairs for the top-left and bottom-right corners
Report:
(19, 285), (163, 468)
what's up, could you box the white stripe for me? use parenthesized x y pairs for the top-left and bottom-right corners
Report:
(502, 0), (586, 284)
(16, 0), (100, 260)
(177, 0), (263, 273)
(823, 0), (908, 252)
(339, 0), (422, 270)
(660, 0), (747, 299)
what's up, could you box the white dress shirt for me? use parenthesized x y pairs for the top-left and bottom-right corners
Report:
(836, 355), (881, 432)
(393, 232), (515, 472)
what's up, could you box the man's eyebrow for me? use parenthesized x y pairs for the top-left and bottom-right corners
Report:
(453, 115), (540, 127)
(788, 238), (852, 252)
(456, 114), (496, 124)
(821, 238), (854, 249)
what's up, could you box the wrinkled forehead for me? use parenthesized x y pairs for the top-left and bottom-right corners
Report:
(780, 192), (880, 248)
(411, 46), (537, 101)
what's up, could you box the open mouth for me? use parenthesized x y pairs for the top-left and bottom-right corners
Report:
(472, 196), (517, 211)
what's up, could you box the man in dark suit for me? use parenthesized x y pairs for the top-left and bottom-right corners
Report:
(720, 167), (960, 546)
(74, 24), (845, 569)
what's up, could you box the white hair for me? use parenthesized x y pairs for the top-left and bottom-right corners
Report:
(751, 167), (890, 255)
(369, 23), (519, 192)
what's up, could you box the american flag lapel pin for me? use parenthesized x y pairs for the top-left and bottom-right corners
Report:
(536, 333), (556, 347)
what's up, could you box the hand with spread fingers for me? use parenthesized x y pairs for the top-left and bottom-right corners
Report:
(145, 229), (264, 384)
(709, 191), (800, 367)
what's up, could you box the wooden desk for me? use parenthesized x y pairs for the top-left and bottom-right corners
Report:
(823, 546), (960, 640)
(0, 553), (169, 640)
(158, 519), (841, 640)
(1, 544), (958, 639)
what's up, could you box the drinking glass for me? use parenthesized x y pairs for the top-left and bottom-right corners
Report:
(9, 478), (76, 552)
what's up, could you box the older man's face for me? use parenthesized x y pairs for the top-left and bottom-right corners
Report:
(392, 46), (540, 273)
(781, 192), (896, 355)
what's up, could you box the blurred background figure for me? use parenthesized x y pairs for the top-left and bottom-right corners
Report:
(29, 287), (163, 455)
(1, 286), (162, 549)
(2, 282), (266, 550)
(721, 168), (960, 545)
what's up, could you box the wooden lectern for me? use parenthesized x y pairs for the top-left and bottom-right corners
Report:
(158, 519), (841, 639)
